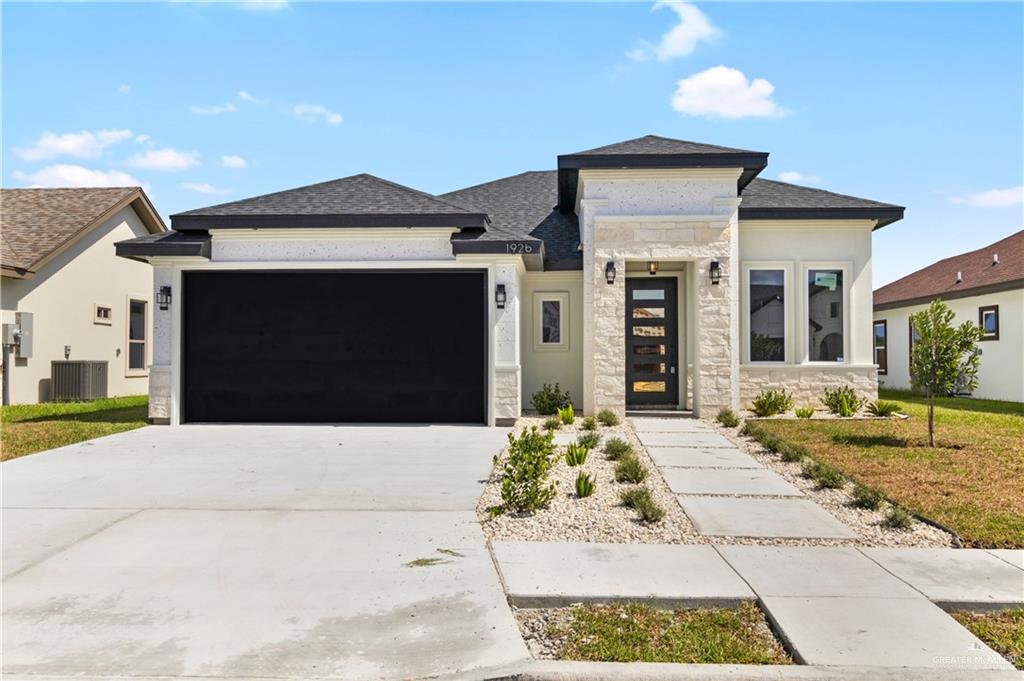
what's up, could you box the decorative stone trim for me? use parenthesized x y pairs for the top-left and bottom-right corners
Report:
(148, 365), (172, 422)
(740, 364), (878, 408)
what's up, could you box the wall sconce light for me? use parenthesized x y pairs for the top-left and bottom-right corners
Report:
(495, 284), (507, 309)
(157, 285), (172, 310)
(647, 261), (658, 276)
(64, 345), (71, 360)
(605, 261), (616, 285)
(709, 260), (722, 286)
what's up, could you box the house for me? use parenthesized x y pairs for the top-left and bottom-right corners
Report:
(114, 135), (904, 425)
(873, 230), (1023, 403)
(1, 187), (166, 404)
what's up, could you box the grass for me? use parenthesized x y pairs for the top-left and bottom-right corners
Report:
(549, 602), (792, 664)
(951, 609), (1024, 670)
(1, 395), (148, 461)
(754, 389), (1024, 548)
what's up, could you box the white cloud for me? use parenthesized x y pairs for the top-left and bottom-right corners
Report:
(238, 90), (260, 103)
(182, 182), (229, 194)
(627, 1), (718, 62)
(13, 164), (143, 189)
(952, 186), (1024, 207)
(191, 102), (238, 115)
(135, 134), (151, 144)
(221, 154), (248, 168)
(671, 66), (784, 119)
(778, 171), (821, 185)
(118, 84), (131, 94)
(240, 0), (288, 10)
(292, 103), (342, 126)
(127, 148), (200, 171)
(16, 128), (134, 161)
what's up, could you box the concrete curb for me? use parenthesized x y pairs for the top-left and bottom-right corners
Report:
(507, 594), (752, 609)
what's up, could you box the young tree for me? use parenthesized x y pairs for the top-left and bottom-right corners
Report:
(909, 299), (983, 446)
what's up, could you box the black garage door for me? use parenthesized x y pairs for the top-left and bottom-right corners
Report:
(183, 270), (487, 423)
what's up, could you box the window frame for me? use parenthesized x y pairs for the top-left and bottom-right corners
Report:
(533, 291), (569, 352)
(94, 303), (113, 326)
(741, 262), (792, 364)
(801, 261), (851, 365)
(979, 305), (999, 341)
(873, 320), (888, 375)
(125, 295), (149, 376)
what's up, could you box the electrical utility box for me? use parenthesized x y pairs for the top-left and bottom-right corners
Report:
(15, 312), (33, 358)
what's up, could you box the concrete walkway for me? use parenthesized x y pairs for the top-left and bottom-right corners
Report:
(631, 417), (857, 539)
(491, 541), (1023, 672)
(2, 425), (528, 680)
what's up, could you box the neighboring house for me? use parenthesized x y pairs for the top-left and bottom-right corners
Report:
(115, 135), (904, 425)
(1, 188), (166, 404)
(873, 230), (1023, 403)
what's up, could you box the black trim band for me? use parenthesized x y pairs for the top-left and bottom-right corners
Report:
(171, 212), (489, 231)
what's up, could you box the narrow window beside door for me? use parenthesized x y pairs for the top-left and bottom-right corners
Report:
(749, 269), (785, 362)
(128, 299), (147, 372)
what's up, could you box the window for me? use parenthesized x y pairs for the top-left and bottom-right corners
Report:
(94, 304), (112, 325)
(909, 318), (920, 353)
(873, 321), (888, 374)
(534, 292), (568, 351)
(749, 269), (785, 362)
(127, 298), (147, 372)
(807, 268), (845, 362)
(979, 305), (999, 341)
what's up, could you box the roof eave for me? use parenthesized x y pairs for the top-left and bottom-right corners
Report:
(738, 205), (905, 230)
(171, 212), (490, 231)
(874, 277), (1024, 311)
(114, 233), (212, 261)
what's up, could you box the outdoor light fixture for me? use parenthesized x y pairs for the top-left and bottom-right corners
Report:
(605, 261), (616, 285)
(647, 261), (658, 276)
(709, 260), (722, 285)
(495, 284), (507, 309)
(157, 285), (172, 310)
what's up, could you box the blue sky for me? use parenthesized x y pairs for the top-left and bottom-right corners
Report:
(3, 1), (1021, 286)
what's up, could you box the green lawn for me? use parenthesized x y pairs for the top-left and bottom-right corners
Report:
(1, 395), (149, 461)
(547, 602), (792, 664)
(755, 389), (1024, 548)
(952, 609), (1024, 670)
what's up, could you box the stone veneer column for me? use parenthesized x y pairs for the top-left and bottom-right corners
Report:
(493, 261), (522, 425)
(148, 264), (173, 424)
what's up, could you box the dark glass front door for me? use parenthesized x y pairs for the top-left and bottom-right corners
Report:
(625, 278), (679, 406)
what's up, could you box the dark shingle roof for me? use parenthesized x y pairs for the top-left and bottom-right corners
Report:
(568, 134), (762, 157)
(1, 187), (165, 275)
(116, 230), (211, 261)
(739, 179), (904, 228)
(874, 230), (1023, 309)
(171, 173), (488, 230)
(441, 171), (580, 270)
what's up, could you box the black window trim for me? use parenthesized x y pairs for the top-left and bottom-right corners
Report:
(873, 320), (888, 375)
(979, 304), (1000, 341)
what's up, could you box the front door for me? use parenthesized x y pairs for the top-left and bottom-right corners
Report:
(625, 278), (679, 406)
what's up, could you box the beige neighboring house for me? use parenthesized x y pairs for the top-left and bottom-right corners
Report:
(873, 230), (1023, 403)
(1, 187), (166, 404)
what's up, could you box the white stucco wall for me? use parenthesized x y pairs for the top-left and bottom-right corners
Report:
(520, 271), (584, 410)
(1, 207), (155, 403)
(875, 288), (1024, 403)
(736, 219), (878, 407)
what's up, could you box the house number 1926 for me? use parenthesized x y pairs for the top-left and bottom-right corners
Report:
(505, 242), (534, 254)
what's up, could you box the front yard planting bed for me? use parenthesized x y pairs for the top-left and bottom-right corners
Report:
(516, 602), (792, 664)
(951, 609), (1024, 670)
(1, 396), (149, 461)
(748, 390), (1024, 548)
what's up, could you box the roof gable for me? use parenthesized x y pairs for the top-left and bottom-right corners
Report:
(567, 134), (762, 157)
(171, 173), (488, 231)
(874, 230), (1023, 309)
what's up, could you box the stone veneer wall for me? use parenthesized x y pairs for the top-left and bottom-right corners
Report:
(739, 365), (878, 408)
(493, 261), (523, 425)
(148, 264), (173, 423)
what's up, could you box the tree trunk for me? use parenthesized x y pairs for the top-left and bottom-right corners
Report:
(927, 396), (935, 447)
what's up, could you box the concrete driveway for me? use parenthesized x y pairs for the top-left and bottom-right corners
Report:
(2, 425), (527, 680)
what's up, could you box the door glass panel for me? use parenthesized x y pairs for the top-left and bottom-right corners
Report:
(632, 307), (665, 319)
(632, 363), (666, 374)
(633, 381), (666, 392)
(633, 289), (664, 301)
(541, 300), (561, 343)
(634, 344), (666, 355)
(633, 325), (665, 337)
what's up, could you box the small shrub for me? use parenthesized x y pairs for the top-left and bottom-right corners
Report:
(751, 389), (793, 417)
(801, 460), (846, 489)
(716, 408), (739, 428)
(615, 455), (648, 484)
(779, 442), (808, 463)
(619, 486), (652, 508)
(564, 442), (589, 467)
(542, 416), (561, 431)
(794, 406), (815, 419)
(577, 431), (601, 449)
(558, 404), (575, 425)
(574, 472), (596, 498)
(604, 437), (633, 461)
(532, 383), (571, 415)
(821, 386), (866, 417)
(581, 415), (598, 431)
(885, 506), (913, 530)
(867, 400), (902, 417)
(493, 427), (558, 515)
(852, 483), (885, 510)
(596, 409), (619, 427)
(635, 497), (665, 523)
